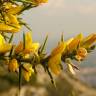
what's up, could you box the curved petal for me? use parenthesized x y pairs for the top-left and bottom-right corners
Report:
(51, 42), (66, 57)
(48, 54), (61, 75)
(81, 33), (96, 48)
(0, 34), (12, 53)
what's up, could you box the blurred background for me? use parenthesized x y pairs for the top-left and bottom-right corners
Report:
(0, 0), (96, 96)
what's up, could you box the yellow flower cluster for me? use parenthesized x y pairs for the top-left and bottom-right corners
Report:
(0, 3), (22, 33)
(64, 33), (96, 61)
(15, 32), (39, 81)
(15, 32), (40, 54)
(48, 33), (96, 75)
(0, 1), (47, 82)
(64, 33), (96, 74)
(48, 42), (66, 75)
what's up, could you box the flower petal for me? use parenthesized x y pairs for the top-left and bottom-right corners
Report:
(67, 33), (83, 53)
(48, 54), (61, 75)
(51, 42), (66, 57)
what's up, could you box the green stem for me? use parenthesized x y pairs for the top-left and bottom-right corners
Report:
(19, 66), (22, 95)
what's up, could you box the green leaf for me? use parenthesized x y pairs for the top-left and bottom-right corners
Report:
(9, 33), (14, 43)
(19, 20), (32, 31)
(23, 32), (25, 50)
(40, 35), (48, 53)
(61, 32), (64, 42)
(46, 65), (56, 87)
(2, 33), (10, 41)
(19, 66), (22, 93)
(9, 46), (14, 58)
(18, 4), (33, 14)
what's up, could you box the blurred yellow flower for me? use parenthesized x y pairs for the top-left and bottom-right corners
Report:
(48, 54), (62, 75)
(81, 33), (96, 48)
(0, 34), (11, 53)
(48, 42), (66, 75)
(15, 32), (40, 54)
(0, 14), (21, 33)
(0, 23), (20, 33)
(4, 2), (23, 15)
(8, 59), (19, 72)
(15, 41), (23, 54)
(67, 33), (83, 53)
(51, 42), (66, 57)
(75, 47), (87, 61)
(22, 63), (34, 81)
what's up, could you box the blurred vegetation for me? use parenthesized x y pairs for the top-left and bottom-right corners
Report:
(0, 65), (96, 96)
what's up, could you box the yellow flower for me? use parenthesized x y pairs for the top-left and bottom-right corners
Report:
(22, 63), (34, 81)
(15, 41), (23, 54)
(0, 23), (20, 33)
(48, 42), (66, 75)
(75, 47), (87, 61)
(66, 38), (74, 45)
(48, 54), (62, 75)
(0, 34), (11, 53)
(67, 33), (83, 53)
(6, 14), (19, 25)
(63, 38), (73, 55)
(0, 14), (21, 33)
(4, 2), (23, 15)
(23, 54), (30, 59)
(15, 32), (40, 54)
(81, 33), (96, 48)
(8, 59), (19, 72)
(51, 42), (66, 57)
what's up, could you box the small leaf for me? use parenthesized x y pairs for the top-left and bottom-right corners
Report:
(61, 32), (64, 42)
(46, 65), (56, 87)
(23, 32), (25, 50)
(40, 35), (48, 53)
(9, 33), (14, 43)
(9, 46), (14, 58)
(71, 64), (79, 70)
(18, 4), (33, 14)
(19, 66), (22, 92)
